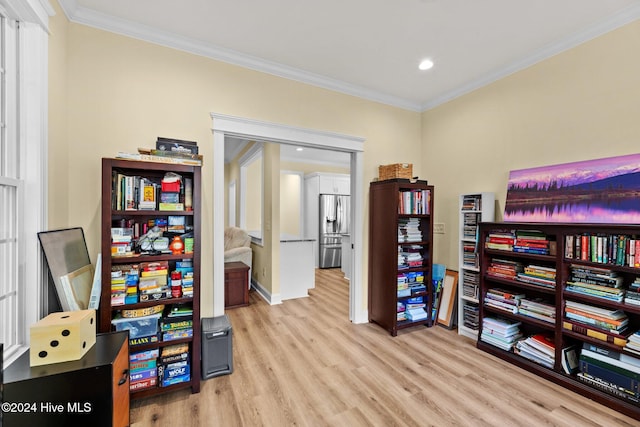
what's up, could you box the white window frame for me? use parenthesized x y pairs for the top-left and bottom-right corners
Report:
(0, 0), (51, 365)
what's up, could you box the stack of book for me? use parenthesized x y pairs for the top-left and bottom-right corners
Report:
(625, 331), (640, 356)
(463, 304), (479, 330)
(161, 308), (194, 342)
(397, 218), (422, 242)
(485, 230), (515, 251)
(480, 317), (522, 351)
(462, 212), (479, 240)
(518, 298), (555, 323)
(625, 278), (640, 306)
(563, 300), (631, 347)
(111, 264), (139, 306)
(398, 245), (423, 270)
(159, 343), (191, 387)
(462, 271), (479, 300)
(565, 265), (625, 302)
(461, 195), (481, 211)
(462, 242), (478, 269)
(514, 333), (555, 369)
(516, 264), (556, 289)
(138, 261), (170, 301)
(487, 258), (524, 280)
(484, 288), (524, 314)
(513, 230), (550, 255)
(129, 349), (159, 392)
(578, 342), (640, 404)
(406, 307), (428, 322)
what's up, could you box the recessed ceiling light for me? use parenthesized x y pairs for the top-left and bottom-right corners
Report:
(296, 147), (303, 151)
(419, 59), (434, 71)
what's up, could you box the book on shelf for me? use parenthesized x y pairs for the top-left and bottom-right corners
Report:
(561, 344), (579, 375)
(582, 347), (640, 376)
(562, 319), (631, 347)
(577, 372), (640, 404)
(583, 342), (640, 368)
(579, 356), (640, 396)
(514, 335), (555, 369)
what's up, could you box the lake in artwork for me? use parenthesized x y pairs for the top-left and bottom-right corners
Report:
(504, 153), (640, 223)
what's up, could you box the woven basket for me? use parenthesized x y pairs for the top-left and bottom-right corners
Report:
(378, 163), (413, 181)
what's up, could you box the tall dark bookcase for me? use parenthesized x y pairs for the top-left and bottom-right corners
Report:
(368, 179), (434, 336)
(478, 222), (640, 421)
(100, 158), (201, 399)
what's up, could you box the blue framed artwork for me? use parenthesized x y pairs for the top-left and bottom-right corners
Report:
(504, 153), (640, 223)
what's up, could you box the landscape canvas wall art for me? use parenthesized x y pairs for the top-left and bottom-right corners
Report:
(504, 153), (640, 223)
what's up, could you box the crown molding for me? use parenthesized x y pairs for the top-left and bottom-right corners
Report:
(59, 1), (422, 112)
(59, 1), (640, 113)
(421, 3), (640, 111)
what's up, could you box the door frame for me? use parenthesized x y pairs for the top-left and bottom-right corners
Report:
(211, 113), (366, 323)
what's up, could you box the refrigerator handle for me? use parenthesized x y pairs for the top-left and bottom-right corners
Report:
(336, 197), (342, 232)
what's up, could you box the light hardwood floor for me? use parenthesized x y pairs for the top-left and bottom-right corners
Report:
(130, 269), (639, 426)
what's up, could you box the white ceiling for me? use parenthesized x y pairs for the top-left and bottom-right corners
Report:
(58, 0), (640, 113)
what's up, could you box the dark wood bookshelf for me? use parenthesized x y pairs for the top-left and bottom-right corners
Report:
(478, 222), (640, 420)
(368, 179), (434, 336)
(100, 158), (202, 398)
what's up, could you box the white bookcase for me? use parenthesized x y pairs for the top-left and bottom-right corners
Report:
(457, 192), (495, 339)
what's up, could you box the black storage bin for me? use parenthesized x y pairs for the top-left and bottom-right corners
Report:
(201, 315), (233, 379)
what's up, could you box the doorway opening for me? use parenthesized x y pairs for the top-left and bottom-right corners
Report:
(211, 113), (366, 323)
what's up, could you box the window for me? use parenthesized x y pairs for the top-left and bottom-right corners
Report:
(0, 1), (50, 365)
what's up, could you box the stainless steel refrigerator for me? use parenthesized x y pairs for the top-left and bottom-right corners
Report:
(319, 194), (350, 268)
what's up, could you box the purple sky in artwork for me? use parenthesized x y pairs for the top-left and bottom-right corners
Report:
(507, 153), (640, 188)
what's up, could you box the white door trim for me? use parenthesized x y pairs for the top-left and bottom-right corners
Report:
(211, 113), (366, 322)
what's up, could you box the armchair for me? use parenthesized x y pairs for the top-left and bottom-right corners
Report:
(224, 227), (252, 287)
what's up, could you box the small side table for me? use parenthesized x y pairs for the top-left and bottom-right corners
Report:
(224, 262), (250, 309)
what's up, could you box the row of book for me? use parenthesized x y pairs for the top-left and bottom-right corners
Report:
(485, 229), (552, 255)
(462, 270), (479, 300)
(486, 258), (557, 289)
(484, 288), (555, 323)
(462, 212), (480, 240)
(111, 261), (194, 306)
(110, 170), (193, 212)
(398, 189), (431, 215)
(577, 341), (640, 404)
(565, 264), (625, 302)
(481, 319), (640, 405)
(461, 195), (483, 211)
(129, 342), (192, 392)
(565, 234), (640, 267)
(462, 302), (479, 330)
(462, 242), (478, 269)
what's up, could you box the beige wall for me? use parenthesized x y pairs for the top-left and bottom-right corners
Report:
(49, 4), (420, 316)
(422, 20), (640, 270)
(49, 0), (640, 316)
(280, 172), (302, 237)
